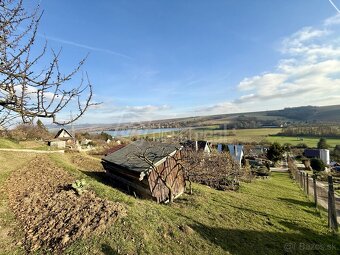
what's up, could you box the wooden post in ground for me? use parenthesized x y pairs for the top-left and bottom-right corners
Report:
(328, 175), (338, 232)
(300, 172), (303, 188)
(303, 172), (306, 192)
(313, 175), (317, 208)
(306, 173), (309, 195)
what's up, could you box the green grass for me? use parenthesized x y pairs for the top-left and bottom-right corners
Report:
(266, 136), (340, 148)
(47, 153), (340, 255)
(0, 138), (22, 149)
(181, 128), (282, 143)
(0, 138), (55, 151)
(1, 152), (339, 254)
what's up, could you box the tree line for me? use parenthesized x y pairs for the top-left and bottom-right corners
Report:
(279, 126), (340, 138)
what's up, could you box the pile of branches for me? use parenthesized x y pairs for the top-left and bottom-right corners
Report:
(287, 156), (298, 179)
(182, 151), (249, 191)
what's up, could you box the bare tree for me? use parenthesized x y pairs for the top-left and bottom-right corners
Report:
(0, 0), (96, 127)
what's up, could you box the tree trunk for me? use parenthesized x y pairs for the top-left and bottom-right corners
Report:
(168, 187), (174, 204)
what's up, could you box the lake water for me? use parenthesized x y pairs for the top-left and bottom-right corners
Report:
(102, 128), (182, 137)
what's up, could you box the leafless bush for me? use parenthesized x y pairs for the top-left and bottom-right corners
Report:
(182, 150), (249, 191)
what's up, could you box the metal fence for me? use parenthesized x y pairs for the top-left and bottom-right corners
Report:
(289, 160), (339, 232)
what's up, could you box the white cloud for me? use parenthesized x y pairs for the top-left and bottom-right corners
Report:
(193, 102), (240, 116)
(231, 15), (340, 109)
(324, 14), (340, 26)
(125, 104), (170, 113)
(82, 103), (172, 123)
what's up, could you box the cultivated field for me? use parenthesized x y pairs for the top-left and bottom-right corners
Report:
(0, 150), (339, 254)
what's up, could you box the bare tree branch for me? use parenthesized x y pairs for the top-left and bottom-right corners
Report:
(0, 0), (97, 127)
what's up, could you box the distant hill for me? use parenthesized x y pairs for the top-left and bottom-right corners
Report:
(51, 104), (340, 132)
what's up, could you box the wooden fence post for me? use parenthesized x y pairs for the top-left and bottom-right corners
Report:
(303, 172), (306, 192)
(313, 175), (317, 208)
(328, 176), (338, 232)
(300, 172), (303, 188)
(306, 173), (309, 195)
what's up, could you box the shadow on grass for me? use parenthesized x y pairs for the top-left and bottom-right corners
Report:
(191, 221), (340, 255)
(80, 170), (132, 195)
(278, 198), (315, 207)
(101, 244), (119, 255)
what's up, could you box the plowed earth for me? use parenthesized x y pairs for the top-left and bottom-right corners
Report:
(6, 156), (126, 253)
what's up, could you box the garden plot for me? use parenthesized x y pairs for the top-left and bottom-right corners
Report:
(5, 156), (126, 253)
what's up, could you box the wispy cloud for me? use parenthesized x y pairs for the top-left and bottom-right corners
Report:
(37, 33), (132, 59)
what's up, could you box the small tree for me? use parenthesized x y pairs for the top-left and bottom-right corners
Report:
(317, 138), (329, 149)
(267, 142), (284, 163)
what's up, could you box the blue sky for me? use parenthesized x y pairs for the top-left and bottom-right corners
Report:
(30, 0), (340, 123)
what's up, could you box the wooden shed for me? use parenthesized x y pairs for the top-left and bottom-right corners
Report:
(102, 140), (185, 203)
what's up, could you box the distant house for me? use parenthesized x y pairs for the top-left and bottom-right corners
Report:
(227, 144), (244, 165)
(102, 140), (185, 203)
(181, 140), (211, 154)
(304, 149), (330, 165)
(47, 128), (74, 149)
(47, 139), (66, 149)
(54, 128), (73, 141)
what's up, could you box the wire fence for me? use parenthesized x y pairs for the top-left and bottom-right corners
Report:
(288, 157), (339, 232)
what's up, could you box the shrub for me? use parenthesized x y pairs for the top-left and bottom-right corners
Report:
(310, 158), (325, 172)
(267, 142), (284, 163)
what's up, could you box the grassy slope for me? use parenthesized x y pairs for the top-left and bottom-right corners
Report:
(0, 138), (22, 149)
(0, 138), (55, 151)
(48, 153), (339, 255)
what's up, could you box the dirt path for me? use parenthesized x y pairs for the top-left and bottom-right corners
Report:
(5, 155), (126, 253)
(0, 148), (64, 153)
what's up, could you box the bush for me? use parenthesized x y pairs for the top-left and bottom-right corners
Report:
(267, 142), (284, 163)
(9, 124), (51, 141)
(310, 158), (325, 172)
(252, 166), (270, 177)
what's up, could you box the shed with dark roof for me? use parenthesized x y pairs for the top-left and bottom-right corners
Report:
(102, 140), (185, 203)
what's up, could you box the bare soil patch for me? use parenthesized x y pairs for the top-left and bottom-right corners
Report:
(6, 156), (126, 253)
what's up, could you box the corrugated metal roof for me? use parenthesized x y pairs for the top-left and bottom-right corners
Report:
(103, 140), (180, 172)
